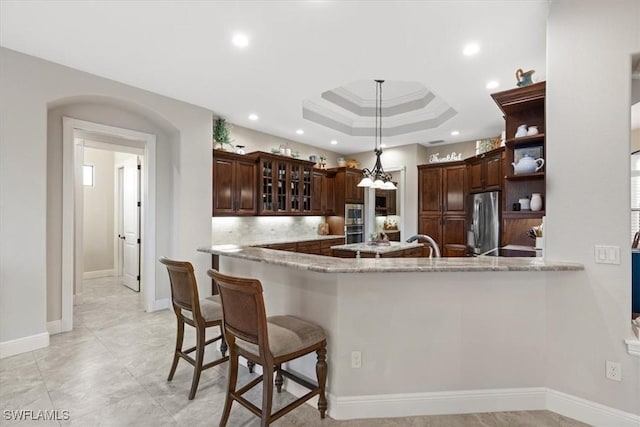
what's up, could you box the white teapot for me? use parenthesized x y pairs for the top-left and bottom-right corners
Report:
(512, 154), (544, 174)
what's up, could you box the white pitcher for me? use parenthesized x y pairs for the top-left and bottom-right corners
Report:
(531, 193), (543, 211)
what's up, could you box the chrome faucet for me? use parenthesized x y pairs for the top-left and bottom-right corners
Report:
(405, 234), (441, 258)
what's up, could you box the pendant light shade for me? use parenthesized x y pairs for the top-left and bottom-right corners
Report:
(358, 80), (395, 190)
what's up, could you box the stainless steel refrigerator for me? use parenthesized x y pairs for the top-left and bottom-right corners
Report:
(466, 191), (500, 256)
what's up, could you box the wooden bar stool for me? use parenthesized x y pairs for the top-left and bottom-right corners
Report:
(207, 269), (328, 427)
(159, 257), (229, 400)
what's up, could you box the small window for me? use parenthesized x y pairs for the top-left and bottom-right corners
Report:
(83, 165), (94, 187)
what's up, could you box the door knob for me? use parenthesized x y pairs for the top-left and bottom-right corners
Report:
(118, 235), (125, 240)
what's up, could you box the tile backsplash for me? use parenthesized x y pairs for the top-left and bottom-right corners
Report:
(211, 216), (329, 245)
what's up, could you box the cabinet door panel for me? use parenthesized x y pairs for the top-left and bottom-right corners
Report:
(236, 160), (257, 214)
(468, 161), (483, 193)
(484, 153), (503, 190)
(311, 172), (323, 213)
(345, 170), (364, 204)
(442, 215), (467, 246)
(443, 166), (466, 214)
(323, 174), (335, 215)
(419, 168), (442, 213)
(418, 215), (442, 247)
(213, 158), (234, 214)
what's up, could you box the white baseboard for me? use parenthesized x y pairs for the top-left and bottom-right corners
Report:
(0, 332), (49, 359)
(148, 298), (170, 312)
(285, 384), (640, 425)
(47, 320), (62, 335)
(325, 387), (546, 420)
(547, 388), (640, 427)
(83, 269), (115, 279)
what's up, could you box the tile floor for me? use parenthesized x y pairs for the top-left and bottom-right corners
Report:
(1, 276), (589, 426)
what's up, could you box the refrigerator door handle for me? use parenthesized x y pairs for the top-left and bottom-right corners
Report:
(473, 198), (480, 248)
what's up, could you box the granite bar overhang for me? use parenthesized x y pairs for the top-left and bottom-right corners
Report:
(198, 245), (583, 273)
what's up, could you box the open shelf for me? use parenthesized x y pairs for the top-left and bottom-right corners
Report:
(505, 172), (545, 181)
(506, 134), (545, 147)
(502, 210), (545, 218)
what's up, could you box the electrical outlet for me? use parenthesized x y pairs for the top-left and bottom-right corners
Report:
(606, 360), (622, 381)
(351, 351), (362, 368)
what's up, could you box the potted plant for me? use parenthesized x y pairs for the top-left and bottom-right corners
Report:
(213, 117), (234, 151)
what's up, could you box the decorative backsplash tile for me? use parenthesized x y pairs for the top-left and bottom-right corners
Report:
(211, 216), (328, 245)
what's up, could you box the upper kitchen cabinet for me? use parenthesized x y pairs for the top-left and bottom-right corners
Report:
(213, 150), (257, 216)
(417, 161), (467, 257)
(311, 170), (336, 215)
(331, 167), (365, 212)
(344, 168), (365, 204)
(491, 81), (546, 246)
(375, 187), (396, 216)
(418, 162), (466, 215)
(467, 147), (504, 193)
(255, 152), (315, 215)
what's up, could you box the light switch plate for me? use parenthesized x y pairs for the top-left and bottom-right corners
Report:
(594, 245), (620, 264)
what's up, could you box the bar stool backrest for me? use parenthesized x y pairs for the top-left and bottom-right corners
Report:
(159, 257), (202, 320)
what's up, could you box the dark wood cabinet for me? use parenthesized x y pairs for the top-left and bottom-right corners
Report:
(417, 162), (467, 257)
(255, 153), (315, 215)
(491, 81), (546, 246)
(322, 172), (336, 215)
(213, 150), (257, 216)
(311, 170), (336, 215)
(468, 148), (504, 193)
(261, 237), (345, 256)
(343, 168), (365, 204)
(375, 187), (397, 216)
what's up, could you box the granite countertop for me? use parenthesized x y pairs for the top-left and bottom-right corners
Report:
(331, 241), (421, 254)
(213, 235), (345, 247)
(198, 245), (584, 273)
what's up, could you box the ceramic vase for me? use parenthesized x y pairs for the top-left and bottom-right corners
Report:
(530, 193), (543, 211)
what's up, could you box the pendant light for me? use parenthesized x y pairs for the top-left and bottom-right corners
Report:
(358, 80), (396, 190)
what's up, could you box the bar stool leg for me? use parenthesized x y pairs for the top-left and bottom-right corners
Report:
(275, 365), (283, 393)
(316, 343), (328, 419)
(261, 366), (274, 427)
(219, 351), (238, 427)
(220, 332), (228, 357)
(189, 325), (205, 400)
(168, 315), (184, 381)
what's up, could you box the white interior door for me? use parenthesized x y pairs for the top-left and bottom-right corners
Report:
(122, 157), (140, 291)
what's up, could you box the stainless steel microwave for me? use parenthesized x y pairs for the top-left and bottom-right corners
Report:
(345, 203), (364, 225)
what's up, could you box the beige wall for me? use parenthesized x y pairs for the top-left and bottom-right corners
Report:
(1, 47), (214, 341)
(230, 125), (342, 167)
(632, 128), (640, 153)
(82, 147), (115, 273)
(546, 0), (640, 414)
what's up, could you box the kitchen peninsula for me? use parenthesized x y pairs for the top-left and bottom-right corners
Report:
(199, 244), (583, 420)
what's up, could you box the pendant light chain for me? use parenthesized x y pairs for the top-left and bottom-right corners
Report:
(357, 79), (396, 190)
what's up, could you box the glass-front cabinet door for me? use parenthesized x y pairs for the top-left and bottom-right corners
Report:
(260, 158), (274, 213)
(257, 154), (316, 215)
(276, 161), (288, 213)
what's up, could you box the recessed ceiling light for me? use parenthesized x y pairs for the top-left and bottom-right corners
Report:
(232, 33), (249, 48)
(330, 140), (338, 145)
(248, 114), (258, 121)
(451, 131), (460, 136)
(486, 80), (499, 89)
(463, 43), (480, 56)
(296, 129), (304, 135)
